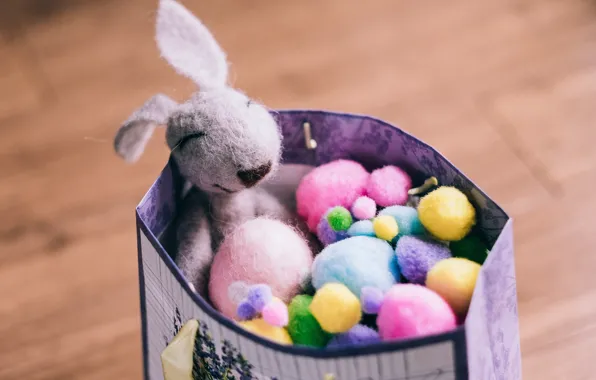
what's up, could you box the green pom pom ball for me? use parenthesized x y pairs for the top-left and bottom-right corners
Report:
(326, 206), (353, 232)
(287, 295), (332, 347)
(450, 234), (488, 265)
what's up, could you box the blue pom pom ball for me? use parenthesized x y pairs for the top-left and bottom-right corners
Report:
(347, 220), (375, 237)
(311, 236), (400, 299)
(378, 205), (425, 242)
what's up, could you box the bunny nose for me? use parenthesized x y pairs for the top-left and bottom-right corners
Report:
(237, 162), (272, 187)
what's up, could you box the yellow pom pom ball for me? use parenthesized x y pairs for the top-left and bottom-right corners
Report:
(239, 318), (293, 345)
(373, 215), (399, 241)
(426, 257), (481, 317)
(309, 283), (361, 333)
(417, 186), (476, 241)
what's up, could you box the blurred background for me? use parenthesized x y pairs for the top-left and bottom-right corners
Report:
(2, 0), (596, 379)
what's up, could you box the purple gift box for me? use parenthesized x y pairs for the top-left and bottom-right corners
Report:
(135, 110), (521, 380)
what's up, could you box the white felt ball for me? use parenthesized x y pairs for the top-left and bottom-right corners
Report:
(209, 218), (314, 319)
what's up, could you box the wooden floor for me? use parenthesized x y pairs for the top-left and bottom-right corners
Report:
(2, 0), (596, 378)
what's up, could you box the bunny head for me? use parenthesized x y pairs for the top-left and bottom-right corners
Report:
(114, 0), (282, 194)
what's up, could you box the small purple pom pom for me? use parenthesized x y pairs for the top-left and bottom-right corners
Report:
(247, 284), (273, 312)
(237, 300), (258, 321)
(395, 236), (452, 284)
(317, 217), (349, 246)
(361, 286), (384, 314)
(327, 324), (381, 348)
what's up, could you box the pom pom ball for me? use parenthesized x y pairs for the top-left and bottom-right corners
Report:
(246, 284), (272, 312)
(327, 324), (381, 348)
(317, 214), (349, 247)
(366, 166), (412, 207)
(239, 318), (292, 345)
(377, 284), (457, 341)
(347, 220), (375, 237)
(395, 236), (451, 284)
(449, 234), (488, 265)
(309, 283), (362, 333)
(296, 159), (369, 232)
(378, 205), (425, 239)
(262, 297), (289, 327)
(373, 215), (399, 241)
(360, 286), (384, 314)
(326, 206), (353, 231)
(312, 236), (400, 299)
(351, 196), (377, 220)
(209, 218), (313, 319)
(426, 257), (481, 317)
(236, 300), (258, 321)
(286, 295), (331, 347)
(417, 186), (476, 241)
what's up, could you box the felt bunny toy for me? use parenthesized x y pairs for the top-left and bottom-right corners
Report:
(114, 0), (314, 296)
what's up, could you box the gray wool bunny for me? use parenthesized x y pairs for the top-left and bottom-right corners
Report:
(114, 0), (314, 296)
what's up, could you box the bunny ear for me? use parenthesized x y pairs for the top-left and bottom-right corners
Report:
(114, 94), (178, 163)
(156, 0), (229, 89)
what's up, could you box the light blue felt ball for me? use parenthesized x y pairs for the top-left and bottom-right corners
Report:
(378, 205), (425, 242)
(347, 220), (375, 237)
(311, 236), (400, 299)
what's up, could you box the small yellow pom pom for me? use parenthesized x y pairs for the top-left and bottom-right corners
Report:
(239, 318), (293, 345)
(417, 186), (476, 241)
(373, 215), (399, 241)
(426, 257), (481, 317)
(309, 283), (361, 333)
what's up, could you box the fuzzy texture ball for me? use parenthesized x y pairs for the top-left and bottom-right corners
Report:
(373, 215), (399, 241)
(377, 284), (457, 341)
(366, 166), (412, 207)
(426, 258), (481, 317)
(236, 300), (258, 321)
(361, 286), (384, 314)
(262, 297), (289, 327)
(239, 318), (292, 345)
(327, 324), (381, 348)
(247, 284), (273, 312)
(450, 234), (489, 265)
(309, 283), (362, 333)
(347, 220), (375, 237)
(395, 236), (452, 284)
(327, 206), (353, 231)
(312, 236), (400, 299)
(418, 186), (476, 241)
(317, 217), (349, 246)
(378, 205), (425, 239)
(209, 218), (313, 319)
(351, 196), (377, 220)
(296, 159), (369, 232)
(287, 295), (331, 347)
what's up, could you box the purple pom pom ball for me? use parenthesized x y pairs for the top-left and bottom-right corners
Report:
(247, 284), (273, 312)
(361, 286), (384, 314)
(237, 300), (258, 321)
(327, 324), (381, 348)
(317, 216), (349, 246)
(395, 236), (452, 284)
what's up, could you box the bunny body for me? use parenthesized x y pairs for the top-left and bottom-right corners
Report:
(114, 0), (313, 296)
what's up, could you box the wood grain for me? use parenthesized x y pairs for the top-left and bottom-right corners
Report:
(1, 0), (596, 379)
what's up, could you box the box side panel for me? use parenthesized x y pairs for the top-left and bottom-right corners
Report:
(140, 227), (462, 380)
(465, 220), (521, 380)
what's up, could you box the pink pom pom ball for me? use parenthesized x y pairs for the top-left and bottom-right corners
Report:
(209, 218), (314, 319)
(377, 284), (457, 341)
(296, 159), (369, 232)
(262, 297), (289, 327)
(366, 166), (412, 207)
(351, 196), (377, 220)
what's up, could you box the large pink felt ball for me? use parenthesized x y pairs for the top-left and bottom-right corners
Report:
(366, 166), (412, 207)
(209, 218), (314, 319)
(377, 284), (456, 341)
(296, 160), (369, 232)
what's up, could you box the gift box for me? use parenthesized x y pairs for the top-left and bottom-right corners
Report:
(135, 110), (521, 380)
